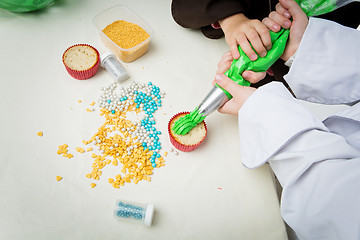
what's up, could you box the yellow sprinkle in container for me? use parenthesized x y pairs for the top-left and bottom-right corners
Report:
(93, 5), (154, 63)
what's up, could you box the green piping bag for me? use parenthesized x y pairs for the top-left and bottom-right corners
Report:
(172, 0), (347, 136)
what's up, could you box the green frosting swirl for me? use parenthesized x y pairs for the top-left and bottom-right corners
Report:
(172, 108), (206, 135)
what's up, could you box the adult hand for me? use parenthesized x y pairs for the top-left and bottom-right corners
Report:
(219, 13), (272, 61)
(262, 0), (309, 61)
(215, 51), (267, 84)
(213, 74), (256, 115)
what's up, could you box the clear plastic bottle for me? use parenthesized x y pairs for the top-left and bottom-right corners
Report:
(0, 0), (54, 12)
(113, 200), (154, 227)
(101, 52), (129, 83)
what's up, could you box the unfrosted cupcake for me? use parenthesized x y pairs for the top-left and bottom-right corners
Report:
(168, 112), (207, 152)
(62, 44), (100, 80)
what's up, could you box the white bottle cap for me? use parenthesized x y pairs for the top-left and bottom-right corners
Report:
(143, 204), (154, 227)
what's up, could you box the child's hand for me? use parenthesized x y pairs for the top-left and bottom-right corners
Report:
(262, 0), (308, 61)
(215, 51), (267, 84)
(213, 74), (256, 115)
(219, 13), (272, 61)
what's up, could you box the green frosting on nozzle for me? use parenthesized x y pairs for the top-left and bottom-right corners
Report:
(172, 108), (206, 135)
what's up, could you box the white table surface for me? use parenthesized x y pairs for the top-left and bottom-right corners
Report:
(0, 0), (288, 239)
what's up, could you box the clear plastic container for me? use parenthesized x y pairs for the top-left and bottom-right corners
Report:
(114, 200), (154, 227)
(93, 5), (154, 63)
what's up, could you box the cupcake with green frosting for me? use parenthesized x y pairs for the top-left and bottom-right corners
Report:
(168, 112), (207, 152)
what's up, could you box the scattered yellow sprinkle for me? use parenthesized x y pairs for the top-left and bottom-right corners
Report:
(90, 183), (96, 188)
(56, 176), (62, 181)
(164, 151), (168, 157)
(86, 147), (93, 152)
(78, 100), (82, 103)
(37, 131), (43, 136)
(90, 102), (95, 106)
(86, 108), (92, 112)
(57, 144), (73, 159)
(76, 147), (85, 153)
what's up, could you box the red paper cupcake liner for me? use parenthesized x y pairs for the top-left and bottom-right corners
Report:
(62, 44), (100, 80)
(168, 112), (207, 152)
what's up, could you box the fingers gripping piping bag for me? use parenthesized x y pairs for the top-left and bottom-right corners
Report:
(171, 0), (356, 137)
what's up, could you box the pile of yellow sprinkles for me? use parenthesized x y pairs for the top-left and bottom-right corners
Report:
(57, 81), (166, 189)
(103, 20), (150, 49)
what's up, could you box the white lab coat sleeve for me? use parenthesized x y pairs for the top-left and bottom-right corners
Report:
(323, 102), (360, 150)
(284, 17), (360, 105)
(238, 82), (360, 240)
(267, 103), (360, 240)
(268, 129), (360, 240)
(237, 81), (328, 169)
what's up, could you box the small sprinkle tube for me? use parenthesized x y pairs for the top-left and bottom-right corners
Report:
(101, 52), (129, 83)
(114, 200), (154, 226)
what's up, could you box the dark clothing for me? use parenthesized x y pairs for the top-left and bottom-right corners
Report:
(172, 0), (275, 28)
(171, 0), (360, 29)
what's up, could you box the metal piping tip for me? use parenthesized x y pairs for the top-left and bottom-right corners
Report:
(197, 86), (229, 116)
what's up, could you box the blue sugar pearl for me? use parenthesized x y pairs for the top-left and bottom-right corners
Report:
(157, 153), (161, 158)
(148, 82), (152, 85)
(152, 163), (157, 168)
(155, 136), (159, 140)
(111, 110), (115, 114)
(107, 100), (111, 103)
(142, 142), (147, 147)
(150, 159), (155, 163)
